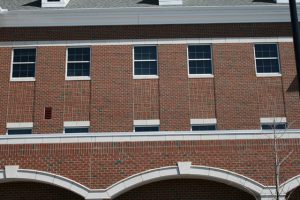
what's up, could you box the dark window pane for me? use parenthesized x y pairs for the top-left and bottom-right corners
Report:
(188, 45), (211, 59)
(256, 59), (279, 73)
(13, 49), (36, 63)
(255, 44), (278, 58)
(68, 48), (90, 61)
(65, 128), (89, 133)
(134, 46), (157, 60)
(7, 129), (32, 135)
(135, 126), (159, 132)
(189, 60), (212, 74)
(192, 125), (216, 131)
(261, 124), (287, 130)
(134, 61), (157, 75)
(12, 64), (35, 78)
(67, 63), (90, 76)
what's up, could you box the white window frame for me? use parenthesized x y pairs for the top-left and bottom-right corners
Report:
(254, 43), (282, 77)
(190, 118), (217, 131)
(133, 45), (159, 79)
(66, 47), (91, 81)
(10, 48), (36, 82)
(260, 117), (287, 130)
(187, 44), (214, 78)
(6, 122), (33, 135)
(63, 121), (90, 134)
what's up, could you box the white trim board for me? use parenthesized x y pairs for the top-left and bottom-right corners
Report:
(64, 121), (90, 127)
(190, 118), (217, 125)
(0, 129), (300, 145)
(6, 122), (33, 128)
(0, 37), (293, 48)
(260, 117), (287, 123)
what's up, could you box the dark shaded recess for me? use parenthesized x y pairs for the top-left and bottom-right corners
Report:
(287, 75), (299, 92)
(22, 0), (41, 8)
(115, 179), (256, 200)
(252, 0), (274, 3)
(138, 0), (159, 5)
(0, 23), (294, 42)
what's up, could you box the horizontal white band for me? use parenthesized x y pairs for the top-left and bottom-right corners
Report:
(0, 37), (293, 48)
(260, 117), (287, 124)
(134, 120), (160, 126)
(1, 129), (300, 145)
(190, 119), (217, 125)
(7, 122), (33, 129)
(64, 121), (90, 127)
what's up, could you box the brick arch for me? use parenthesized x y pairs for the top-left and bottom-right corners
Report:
(102, 162), (268, 199)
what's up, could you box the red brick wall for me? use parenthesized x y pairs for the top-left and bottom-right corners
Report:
(0, 139), (299, 189)
(158, 44), (190, 131)
(0, 48), (11, 134)
(115, 179), (255, 200)
(134, 80), (159, 120)
(214, 44), (260, 130)
(90, 45), (133, 132)
(33, 47), (66, 134)
(0, 42), (299, 134)
(0, 182), (84, 200)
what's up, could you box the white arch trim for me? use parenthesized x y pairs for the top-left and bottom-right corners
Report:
(0, 166), (90, 198)
(280, 174), (300, 194)
(0, 163), (275, 200)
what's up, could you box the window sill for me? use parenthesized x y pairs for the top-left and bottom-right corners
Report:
(10, 77), (35, 82)
(66, 76), (91, 81)
(188, 74), (214, 79)
(256, 73), (282, 77)
(133, 75), (159, 80)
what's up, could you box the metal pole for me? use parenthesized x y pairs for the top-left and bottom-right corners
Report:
(289, 0), (300, 96)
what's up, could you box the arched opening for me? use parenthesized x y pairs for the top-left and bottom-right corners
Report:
(114, 178), (256, 200)
(287, 186), (300, 200)
(0, 181), (84, 200)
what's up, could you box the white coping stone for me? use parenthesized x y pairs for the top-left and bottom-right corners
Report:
(159, 0), (183, 5)
(208, 169), (228, 181)
(6, 122), (33, 128)
(85, 192), (110, 200)
(35, 172), (55, 183)
(159, 167), (178, 177)
(53, 177), (72, 190)
(141, 170), (161, 182)
(17, 170), (37, 180)
(134, 120), (160, 126)
(4, 165), (19, 178)
(107, 182), (126, 198)
(191, 167), (210, 177)
(282, 178), (300, 193)
(190, 118), (217, 125)
(123, 175), (143, 189)
(177, 162), (192, 175)
(260, 117), (287, 123)
(0, 171), (4, 179)
(69, 183), (89, 198)
(64, 121), (90, 127)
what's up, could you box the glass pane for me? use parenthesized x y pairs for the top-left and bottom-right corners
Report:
(256, 59), (279, 73)
(65, 128), (89, 133)
(68, 48), (90, 61)
(261, 124), (287, 130)
(255, 44), (278, 58)
(67, 63), (90, 76)
(134, 61), (157, 75)
(189, 60), (212, 74)
(192, 125), (216, 131)
(12, 64), (35, 78)
(13, 49), (36, 63)
(188, 45), (211, 59)
(7, 129), (32, 135)
(134, 46), (157, 60)
(135, 126), (159, 132)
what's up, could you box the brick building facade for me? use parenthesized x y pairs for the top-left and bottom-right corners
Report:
(1, 0), (300, 199)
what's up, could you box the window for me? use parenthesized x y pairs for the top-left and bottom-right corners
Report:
(67, 47), (90, 78)
(7, 129), (32, 135)
(188, 45), (212, 75)
(255, 44), (280, 74)
(192, 125), (216, 131)
(134, 46), (158, 76)
(261, 123), (287, 130)
(135, 126), (159, 132)
(64, 127), (89, 134)
(12, 48), (36, 79)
